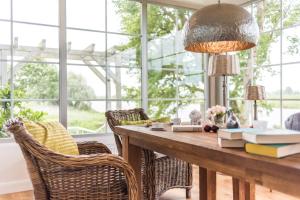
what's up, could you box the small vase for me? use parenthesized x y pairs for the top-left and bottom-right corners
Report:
(214, 116), (225, 128)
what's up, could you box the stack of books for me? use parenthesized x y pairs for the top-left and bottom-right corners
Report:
(218, 128), (300, 158)
(243, 129), (300, 158)
(217, 128), (255, 148)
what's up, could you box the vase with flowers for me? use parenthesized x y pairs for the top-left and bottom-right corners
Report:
(206, 105), (227, 128)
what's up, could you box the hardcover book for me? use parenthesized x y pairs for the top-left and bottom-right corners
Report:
(172, 125), (202, 132)
(242, 129), (300, 144)
(218, 128), (257, 140)
(245, 143), (300, 158)
(217, 137), (245, 148)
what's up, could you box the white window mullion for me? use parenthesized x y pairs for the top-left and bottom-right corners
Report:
(141, 0), (148, 111)
(59, 0), (67, 127)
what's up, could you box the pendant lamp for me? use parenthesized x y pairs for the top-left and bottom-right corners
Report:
(183, 1), (259, 53)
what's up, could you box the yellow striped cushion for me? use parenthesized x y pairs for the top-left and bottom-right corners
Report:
(24, 121), (79, 155)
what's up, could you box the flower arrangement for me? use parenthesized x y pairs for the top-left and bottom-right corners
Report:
(206, 105), (227, 127)
(206, 105), (226, 118)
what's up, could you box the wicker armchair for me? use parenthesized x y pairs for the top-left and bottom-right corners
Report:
(105, 108), (193, 200)
(6, 119), (138, 200)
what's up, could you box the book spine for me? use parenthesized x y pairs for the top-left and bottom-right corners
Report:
(172, 127), (202, 132)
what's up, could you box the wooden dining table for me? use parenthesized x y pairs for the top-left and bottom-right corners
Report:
(115, 125), (300, 200)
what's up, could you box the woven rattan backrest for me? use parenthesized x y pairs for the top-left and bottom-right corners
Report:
(105, 108), (149, 156)
(7, 121), (50, 199)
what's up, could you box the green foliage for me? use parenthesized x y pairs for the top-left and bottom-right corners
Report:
(113, 1), (198, 117)
(0, 85), (47, 137)
(14, 62), (97, 111)
(15, 62), (58, 99)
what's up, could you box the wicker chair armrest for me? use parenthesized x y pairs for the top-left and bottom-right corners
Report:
(47, 153), (138, 200)
(77, 141), (112, 154)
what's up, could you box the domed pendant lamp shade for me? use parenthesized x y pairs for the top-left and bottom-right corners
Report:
(183, 3), (259, 53)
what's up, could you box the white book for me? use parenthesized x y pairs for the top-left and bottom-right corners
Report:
(243, 129), (300, 144)
(218, 128), (257, 140)
(218, 137), (245, 148)
(172, 125), (202, 132)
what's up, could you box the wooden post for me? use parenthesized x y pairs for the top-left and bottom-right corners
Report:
(199, 167), (216, 200)
(122, 136), (143, 200)
(233, 178), (255, 200)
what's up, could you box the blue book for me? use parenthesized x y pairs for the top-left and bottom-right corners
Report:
(218, 128), (258, 140)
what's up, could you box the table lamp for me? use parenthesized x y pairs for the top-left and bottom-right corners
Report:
(246, 85), (266, 120)
(208, 54), (240, 106)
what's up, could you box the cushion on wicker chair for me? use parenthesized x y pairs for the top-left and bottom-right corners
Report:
(24, 120), (79, 155)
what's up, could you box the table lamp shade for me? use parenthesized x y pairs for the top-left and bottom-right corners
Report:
(208, 54), (240, 76)
(246, 85), (266, 100)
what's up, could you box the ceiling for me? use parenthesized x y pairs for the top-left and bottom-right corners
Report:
(147, 0), (250, 9)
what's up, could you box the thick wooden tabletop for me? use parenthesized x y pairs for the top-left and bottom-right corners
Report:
(115, 125), (300, 198)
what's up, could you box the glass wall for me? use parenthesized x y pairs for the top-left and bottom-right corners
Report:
(0, 0), (60, 138)
(0, 0), (142, 137)
(66, 0), (141, 134)
(0, 0), (205, 137)
(229, 0), (300, 128)
(147, 4), (205, 121)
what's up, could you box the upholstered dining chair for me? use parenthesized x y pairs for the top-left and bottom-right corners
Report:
(105, 108), (192, 200)
(5, 119), (138, 200)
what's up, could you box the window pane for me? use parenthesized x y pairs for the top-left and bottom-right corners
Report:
(253, 0), (281, 32)
(0, 60), (11, 89)
(178, 71), (204, 99)
(257, 100), (281, 128)
(282, 101), (300, 127)
(68, 101), (106, 135)
(229, 100), (251, 125)
(256, 31), (281, 66)
(0, 0), (10, 20)
(0, 21), (11, 58)
(178, 52), (203, 71)
(283, 0), (300, 28)
(67, 0), (105, 31)
(14, 63), (59, 99)
(282, 63), (300, 99)
(14, 101), (59, 121)
(148, 100), (177, 119)
(178, 100), (205, 122)
(254, 66), (280, 99)
(13, 23), (59, 62)
(67, 65), (106, 100)
(229, 68), (253, 99)
(0, 100), (11, 138)
(67, 30), (105, 65)
(14, 0), (58, 25)
(107, 34), (140, 68)
(110, 100), (141, 111)
(282, 26), (300, 64)
(107, 0), (141, 34)
(148, 68), (177, 99)
(108, 67), (141, 100)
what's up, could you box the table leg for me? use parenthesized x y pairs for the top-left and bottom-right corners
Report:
(233, 178), (255, 200)
(122, 136), (143, 200)
(199, 167), (216, 200)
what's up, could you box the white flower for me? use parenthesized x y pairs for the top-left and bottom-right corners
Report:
(206, 105), (226, 116)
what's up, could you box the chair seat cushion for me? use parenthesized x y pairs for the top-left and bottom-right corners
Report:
(24, 121), (79, 155)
